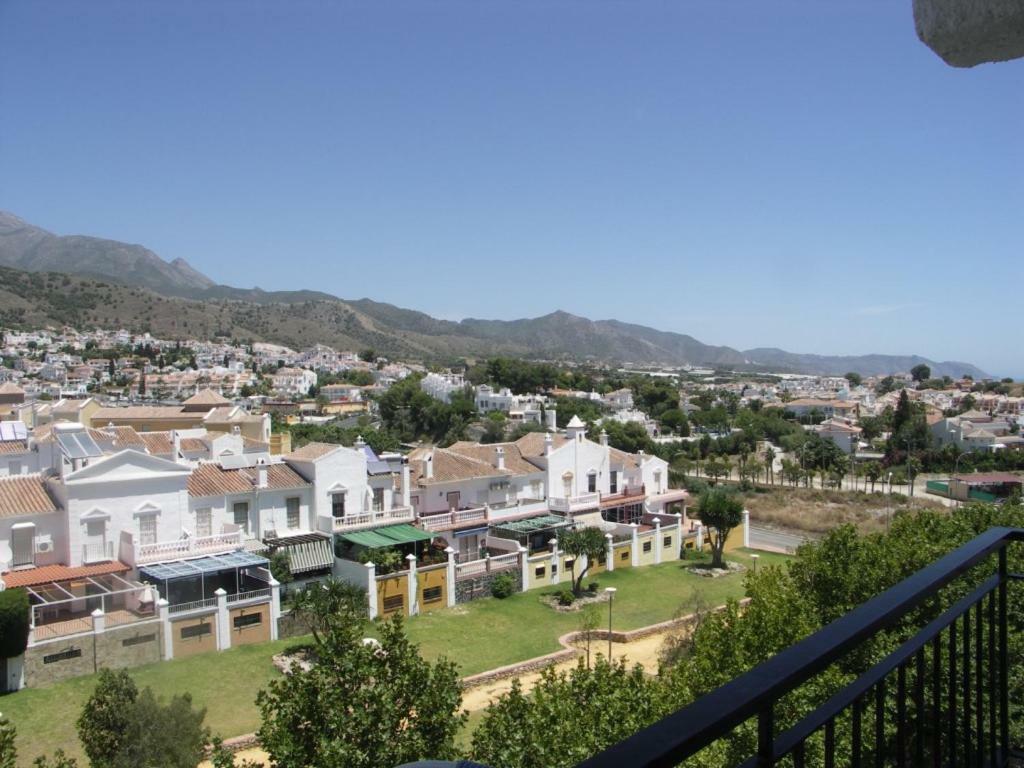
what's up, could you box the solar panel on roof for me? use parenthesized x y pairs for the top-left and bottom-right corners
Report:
(219, 454), (260, 470)
(57, 430), (104, 460)
(0, 422), (26, 441)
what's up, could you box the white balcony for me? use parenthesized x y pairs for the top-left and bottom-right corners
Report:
(135, 531), (243, 565)
(419, 506), (489, 532)
(328, 505), (415, 533)
(548, 492), (601, 514)
(82, 541), (114, 564)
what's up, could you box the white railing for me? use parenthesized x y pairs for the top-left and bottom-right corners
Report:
(454, 551), (520, 580)
(548, 492), (601, 513)
(420, 506), (488, 532)
(168, 597), (218, 615)
(489, 552), (520, 571)
(330, 505), (415, 532)
(227, 588), (271, 604)
(82, 541), (114, 564)
(456, 559), (488, 578)
(135, 531), (243, 564)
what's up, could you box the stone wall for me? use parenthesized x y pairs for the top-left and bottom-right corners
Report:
(276, 610), (311, 641)
(455, 569), (522, 604)
(24, 620), (163, 687)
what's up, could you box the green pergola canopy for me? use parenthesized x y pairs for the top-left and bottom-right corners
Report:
(339, 523), (435, 549)
(493, 514), (571, 535)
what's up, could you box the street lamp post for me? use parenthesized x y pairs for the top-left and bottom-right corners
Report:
(605, 587), (617, 660)
(750, 553), (760, 574)
(886, 472), (893, 531)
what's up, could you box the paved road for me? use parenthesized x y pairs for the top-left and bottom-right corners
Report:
(748, 525), (810, 554)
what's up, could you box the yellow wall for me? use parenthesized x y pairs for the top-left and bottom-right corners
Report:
(419, 565), (448, 614)
(637, 533), (657, 566)
(723, 524), (745, 553)
(170, 615), (217, 659)
(229, 604), (271, 646)
(613, 542), (632, 569)
(377, 573), (409, 617)
(525, 555), (548, 590)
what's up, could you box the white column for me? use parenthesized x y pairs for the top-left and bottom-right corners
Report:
(630, 523), (639, 567)
(445, 546), (457, 607)
(158, 598), (172, 660)
(653, 518), (662, 565)
(742, 509), (751, 548)
(91, 607), (105, 635)
(365, 562), (378, 620)
(214, 588), (230, 651)
(549, 538), (559, 585)
(673, 512), (683, 561)
(406, 553), (419, 616)
(605, 533), (614, 572)
(696, 524), (704, 551)
(268, 577), (281, 641)
(518, 544), (529, 592)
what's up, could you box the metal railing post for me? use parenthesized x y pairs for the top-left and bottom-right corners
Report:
(998, 546), (1009, 760)
(757, 705), (775, 767)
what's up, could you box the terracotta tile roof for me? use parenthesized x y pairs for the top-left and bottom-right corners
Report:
(93, 406), (193, 421)
(0, 474), (59, 518)
(410, 448), (511, 486)
(98, 426), (147, 451)
(183, 389), (231, 406)
(139, 432), (175, 455)
(188, 461), (310, 498)
(0, 382), (25, 395)
(608, 447), (640, 469)
(32, 424), (110, 445)
(0, 440), (28, 455)
(284, 442), (341, 461)
(515, 432), (568, 457)
(204, 406), (241, 421)
(1, 560), (129, 588)
(180, 437), (209, 453)
(446, 441), (539, 475)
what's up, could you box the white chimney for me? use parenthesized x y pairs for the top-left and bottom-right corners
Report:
(545, 407), (557, 432)
(172, 429), (181, 462)
(232, 425), (241, 436)
(494, 446), (505, 470)
(256, 459), (268, 489)
(599, 429), (608, 447)
(544, 432), (553, 457)
(425, 453), (434, 480)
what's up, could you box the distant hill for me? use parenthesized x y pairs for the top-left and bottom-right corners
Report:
(0, 211), (992, 378)
(0, 211), (214, 295)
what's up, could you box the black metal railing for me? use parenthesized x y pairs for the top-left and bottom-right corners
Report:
(577, 526), (1022, 768)
(404, 526), (1023, 768)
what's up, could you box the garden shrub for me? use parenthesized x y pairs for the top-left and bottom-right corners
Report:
(0, 588), (29, 659)
(490, 573), (516, 599)
(557, 589), (574, 607)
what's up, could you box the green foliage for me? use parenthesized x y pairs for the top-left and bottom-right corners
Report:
(287, 578), (368, 648)
(77, 669), (139, 768)
(490, 572), (516, 599)
(31, 750), (79, 768)
(356, 546), (403, 574)
(108, 689), (208, 768)
(0, 588), (29, 658)
(288, 421), (401, 455)
(256, 615), (465, 768)
(378, 374), (476, 445)
(0, 713), (15, 768)
(268, 551), (294, 585)
(559, 526), (608, 595)
(844, 371), (862, 386)
(557, 589), (575, 606)
(910, 363), (931, 382)
(468, 358), (559, 394)
(554, 396), (607, 428)
(208, 737), (263, 768)
(471, 659), (662, 768)
(697, 488), (744, 568)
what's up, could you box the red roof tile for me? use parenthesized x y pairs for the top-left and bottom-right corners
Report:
(1, 560), (129, 588)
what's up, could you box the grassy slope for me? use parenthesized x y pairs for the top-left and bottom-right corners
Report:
(2, 549), (787, 765)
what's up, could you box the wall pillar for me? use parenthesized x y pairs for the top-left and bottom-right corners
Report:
(696, 524), (704, 551)
(605, 533), (614, 572)
(518, 544), (529, 592)
(91, 607), (105, 635)
(549, 538), (559, 585)
(406, 554), (419, 617)
(673, 512), (683, 561)
(268, 578), (281, 641)
(445, 546), (456, 607)
(653, 518), (662, 565)
(742, 509), (750, 548)
(214, 588), (230, 651)
(365, 562), (378, 620)
(630, 523), (639, 567)
(158, 598), (172, 660)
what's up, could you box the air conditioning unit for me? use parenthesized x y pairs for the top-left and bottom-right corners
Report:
(35, 535), (54, 554)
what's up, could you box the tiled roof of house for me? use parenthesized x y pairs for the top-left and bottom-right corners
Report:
(1, 560), (130, 587)
(93, 406), (193, 421)
(98, 426), (148, 451)
(608, 446), (641, 469)
(33, 423), (110, 445)
(202, 406), (240, 422)
(180, 437), (209, 453)
(0, 474), (59, 518)
(0, 382), (25, 395)
(138, 432), (175, 455)
(446, 441), (540, 475)
(515, 432), (568, 457)
(285, 441), (342, 461)
(410, 448), (512, 485)
(0, 440), (28, 455)
(183, 389), (231, 406)
(188, 461), (310, 497)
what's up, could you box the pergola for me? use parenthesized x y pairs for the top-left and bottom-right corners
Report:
(138, 551), (269, 606)
(490, 513), (574, 552)
(26, 572), (147, 626)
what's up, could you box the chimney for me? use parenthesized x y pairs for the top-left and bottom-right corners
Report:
(599, 429), (608, 447)
(544, 432), (553, 457)
(494, 446), (505, 470)
(232, 425), (241, 436)
(172, 429), (181, 461)
(545, 407), (557, 432)
(425, 453), (434, 480)
(256, 459), (268, 489)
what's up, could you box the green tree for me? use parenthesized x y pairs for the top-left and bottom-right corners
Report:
(559, 526), (607, 596)
(0, 588), (30, 659)
(77, 669), (138, 768)
(287, 578), (367, 647)
(256, 615), (464, 768)
(109, 689), (208, 768)
(0, 713), (15, 768)
(844, 371), (862, 387)
(910, 363), (931, 382)
(32, 751), (79, 768)
(697, 488), (744, 568)
(358, 348), (375, 363)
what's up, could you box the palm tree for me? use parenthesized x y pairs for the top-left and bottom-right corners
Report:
(764, 446), (776, 485)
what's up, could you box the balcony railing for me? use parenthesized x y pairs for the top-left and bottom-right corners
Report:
(420, 506), (489, 532)
(81, 541), (114, 564)
(548, 492), (601, 513)
(135, 530), (243, 564)
(329, 505), (415, 532)
(414, 526), (1024, 768)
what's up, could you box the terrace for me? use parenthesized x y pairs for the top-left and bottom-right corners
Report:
(489, 513), (574, 553)
(26, 572), (153, 642)
(137, 550), (272, 612)
(321, 504), (415, 533)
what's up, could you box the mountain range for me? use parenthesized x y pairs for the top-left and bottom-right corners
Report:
(0, 211), (990, 378)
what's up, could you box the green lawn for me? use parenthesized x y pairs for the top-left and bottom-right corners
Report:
(1, 549), (787, 765)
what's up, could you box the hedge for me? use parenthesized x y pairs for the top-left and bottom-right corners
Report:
(0, 588), (30, 658)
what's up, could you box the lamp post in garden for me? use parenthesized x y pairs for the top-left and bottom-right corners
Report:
(605, 587), (617, 660)
(750, 553), (759, 574)
(886, 472), (893, 531)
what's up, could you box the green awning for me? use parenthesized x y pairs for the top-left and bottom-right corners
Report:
(339, 523), (434, 548)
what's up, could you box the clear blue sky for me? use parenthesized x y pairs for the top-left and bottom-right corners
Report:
(1, 2), (1021, 376)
